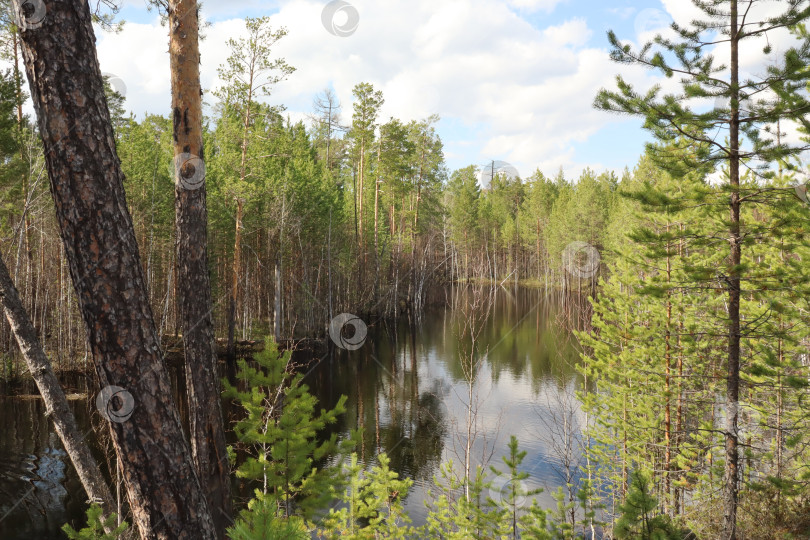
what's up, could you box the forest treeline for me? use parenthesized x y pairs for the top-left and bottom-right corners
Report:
(0, 16), (618, 379)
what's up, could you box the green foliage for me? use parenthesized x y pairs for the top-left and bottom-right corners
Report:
(223, 340), (356, 520)
(61, 504), (128, 540)
(0, 67), (29, 226)
(547, 487), (575, 540)
(544, 168), (615, 274)
(317, 452), (413, 539)
(614, 471), (684, 540)
(595, 0), (810, 179)
(579, 144), (810, 537)
(446, 165), (481, 248)
(447, 161), (624, 285)
(18, 5), (810, 538)
(102, 74), (126, 133)
(488, 435), (544, 539)
(423, 462), (501, 540)
(226, 497), (309, 540)
(421, 437), (586, 540)
(214, 17), (294, 112)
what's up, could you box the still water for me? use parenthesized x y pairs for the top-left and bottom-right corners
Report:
(0, 286), (589, 538)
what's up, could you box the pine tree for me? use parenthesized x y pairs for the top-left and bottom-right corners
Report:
(61, 504), (128, 540)
(446, 166), (481, 280)
(16, 1), (218, 535)
(518, 170), (559, 283)
(349, 82), (384, 297)
(213, 16), (295, 359)
(226, 497), (309, 540)
(317, 452), (413, 539)
(223, 341), (356, 520)
(595, 4), (810, 535)
(488, 435), (543, 539)
(613, 471), (684, 540)
(423, 461), (500, 540)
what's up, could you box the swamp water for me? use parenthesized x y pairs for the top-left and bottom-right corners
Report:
(0, 286), (591, 538)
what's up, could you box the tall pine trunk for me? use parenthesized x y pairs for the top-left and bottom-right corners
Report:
(227, 65), (254, 361)
(169, 0), (232, 536)
(358, 138), (366, 288)
(228, 197), (243, 361)
(723, 2), (741, 537)
(14, 1), (216, 537)
(374, 137), (381, 304)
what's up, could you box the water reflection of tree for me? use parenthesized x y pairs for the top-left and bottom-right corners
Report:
(438, 287), (583, 395)
(301, 286), (591, 511)
(534, 377), (587, 532)
(304, 317), (447, 486)
(0, 397), (91, 537)
(444, 285), (501, 500)
(371, 316), (447, 485)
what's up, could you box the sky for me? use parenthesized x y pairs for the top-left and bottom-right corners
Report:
(80, 0), (804, 182)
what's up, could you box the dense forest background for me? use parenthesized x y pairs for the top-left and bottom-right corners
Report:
(0, 16), (621, 377)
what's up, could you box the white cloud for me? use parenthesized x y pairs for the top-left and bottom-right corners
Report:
(659, 0), (703, 27)
(96, 18), (169, 116)
(17, 0), (808, 185)
(543, 18), (590, 47)
(88, 0), (663, 178)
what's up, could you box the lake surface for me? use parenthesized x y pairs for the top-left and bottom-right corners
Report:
(0, 286), (590, 538)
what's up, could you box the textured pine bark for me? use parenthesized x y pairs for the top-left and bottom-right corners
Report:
(14, 0), (217, 538)
(168, 0), (232, 536)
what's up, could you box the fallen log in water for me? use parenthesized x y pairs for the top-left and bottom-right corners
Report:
(161, 336), (326, 363)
